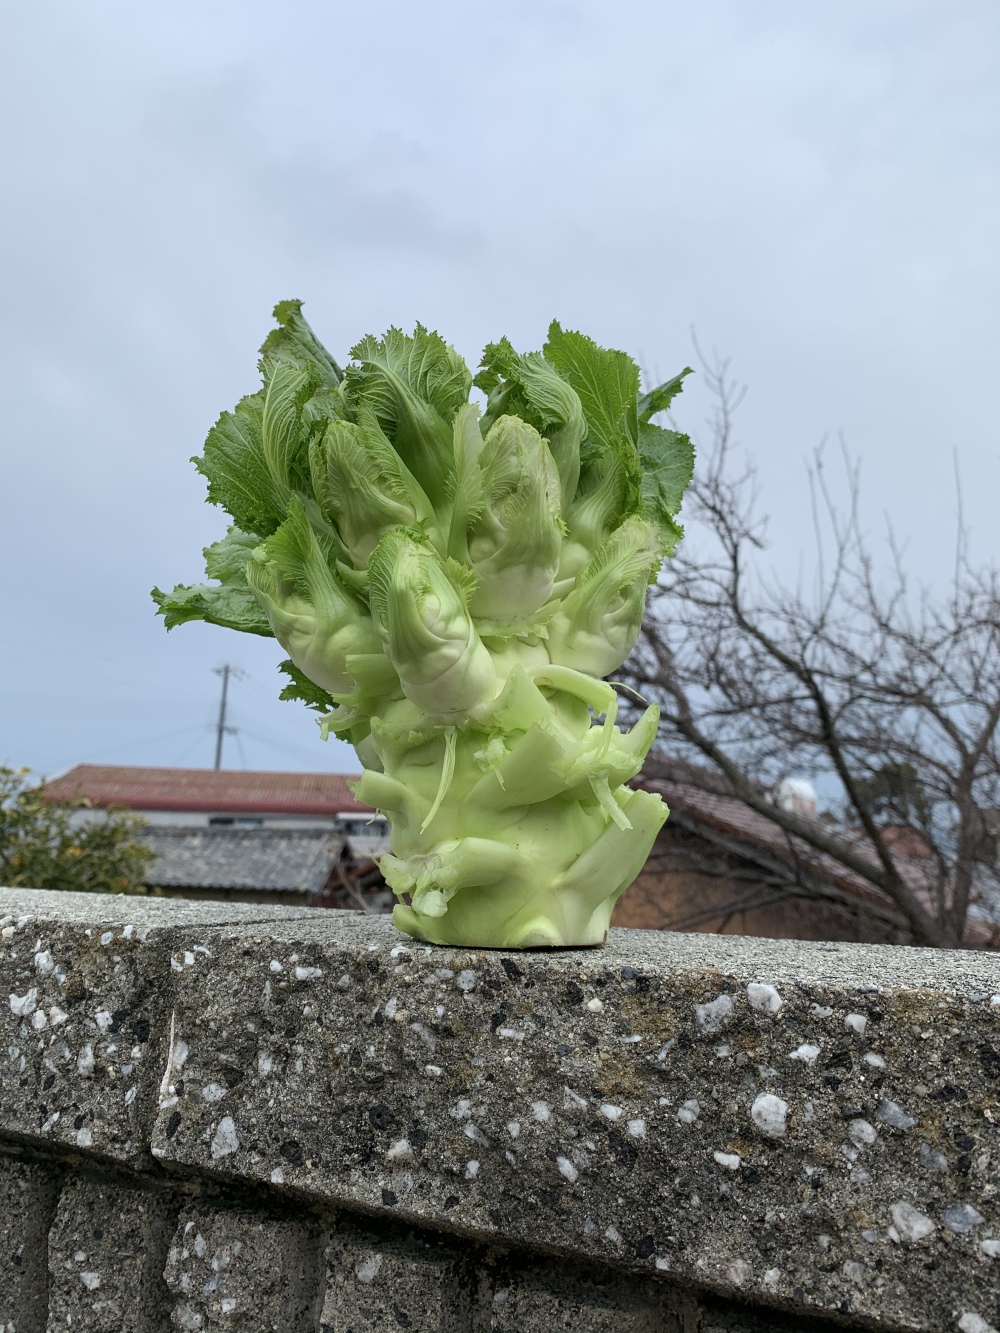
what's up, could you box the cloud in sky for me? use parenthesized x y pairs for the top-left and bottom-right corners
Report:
(2, 0), (998, 777)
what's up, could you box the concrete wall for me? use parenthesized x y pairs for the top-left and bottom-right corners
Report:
(2, 888), (999, 1333)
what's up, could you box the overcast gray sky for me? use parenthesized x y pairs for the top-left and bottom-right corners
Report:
(2, 0), (998, 780)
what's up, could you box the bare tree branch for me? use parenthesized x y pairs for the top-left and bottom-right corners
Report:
(623, 349), (1000, 948)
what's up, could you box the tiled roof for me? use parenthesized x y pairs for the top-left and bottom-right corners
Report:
(636, 755), (996, 946)
(43, 765), (369, 817)
(142, 827), (341, 894)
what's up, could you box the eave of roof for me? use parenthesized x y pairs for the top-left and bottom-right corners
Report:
(42, 764), (370, 817)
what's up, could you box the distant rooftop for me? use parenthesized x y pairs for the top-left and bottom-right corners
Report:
(142, 826), (340, 896)
(636, 754), (998, 947)
(44, 764), (369, 818)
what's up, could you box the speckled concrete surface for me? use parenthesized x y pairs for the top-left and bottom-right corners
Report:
(3, 888), (999, 1332)
(0, 1156), (61, 1333)
(151, 917), (1000, 1330)
(319, 1216), (473, 1332)
(47, 1175), (175, 1331)
(163, 1205), (324, 1331)
(0, 891), (328, 1164)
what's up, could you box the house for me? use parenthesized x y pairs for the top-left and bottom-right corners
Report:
(612, 755), (998, 947)
(44, 764), (390, 857)
(42, 765), (390, 908)
(139, 826), (342, 906)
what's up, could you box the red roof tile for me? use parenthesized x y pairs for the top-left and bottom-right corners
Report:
(43, 765), (370, 817)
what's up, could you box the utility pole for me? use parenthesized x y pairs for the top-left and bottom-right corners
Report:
(213, 665), (242, 769)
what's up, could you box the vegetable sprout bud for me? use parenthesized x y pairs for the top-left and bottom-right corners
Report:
(368, 529), (496, 715)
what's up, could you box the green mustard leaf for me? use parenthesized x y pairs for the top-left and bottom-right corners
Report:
(637, 421), (695, 550)
(151, 581), (272, 636)
(638, 367), (694, 424)
(194, 390), (285, 537)
(152, 526), (272, 636)
(344, 325), (470, 506)
(348, 324), (471, 425)
(277, 658), (336, 711)
(260, 299), (344, 387)
(543, 322), (640, 453)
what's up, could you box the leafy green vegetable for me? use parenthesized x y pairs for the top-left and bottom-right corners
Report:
(260, 298), (344, 386)
(638, 421), (696, 551)
(152, 528), (271, 635)
(277, 659), (336, 712)
(638, 367), (693, 423)
(154, 301), (694, 947)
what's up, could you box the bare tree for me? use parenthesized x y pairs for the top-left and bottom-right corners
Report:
(623, 353), (1000, 948)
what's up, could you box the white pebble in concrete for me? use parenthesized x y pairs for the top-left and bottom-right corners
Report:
(355, 1255), (383, 1283)
(958, 1314), (998, 1333)
(848, 1119), (878, 1147)
(677, 1099), (700, 1125)
(844, 1013), (867, 1035)
(890, 1201), (935, 1242)
(210, 1116), (239, 1159)
(788, 1043), (820, 1066)
(877, 1099), (918, 1130)
(33, 949), (55, 976)
(695, 994), (733, 1033)
(9, 989), (38, 1017)
(941, 1204), (984, 1234)
(747, 983), (783, 1015)
(727, 1259), (750, 1286)
(713, 1151), (741, 1170)
(920, 1142), (948, 1172)
(556, 1155), (578, 1183)
(750, 1093), (788, 1138)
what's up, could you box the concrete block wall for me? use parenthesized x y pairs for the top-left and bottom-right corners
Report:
(2, 889), (999, 1332)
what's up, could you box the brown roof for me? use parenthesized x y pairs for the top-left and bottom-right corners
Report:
(636, 756), (997, 947)
(43, 764), (369, 818)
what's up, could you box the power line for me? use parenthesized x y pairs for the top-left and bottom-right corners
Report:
(238, 725), (332, 768)
(85, 722), (209, 762)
